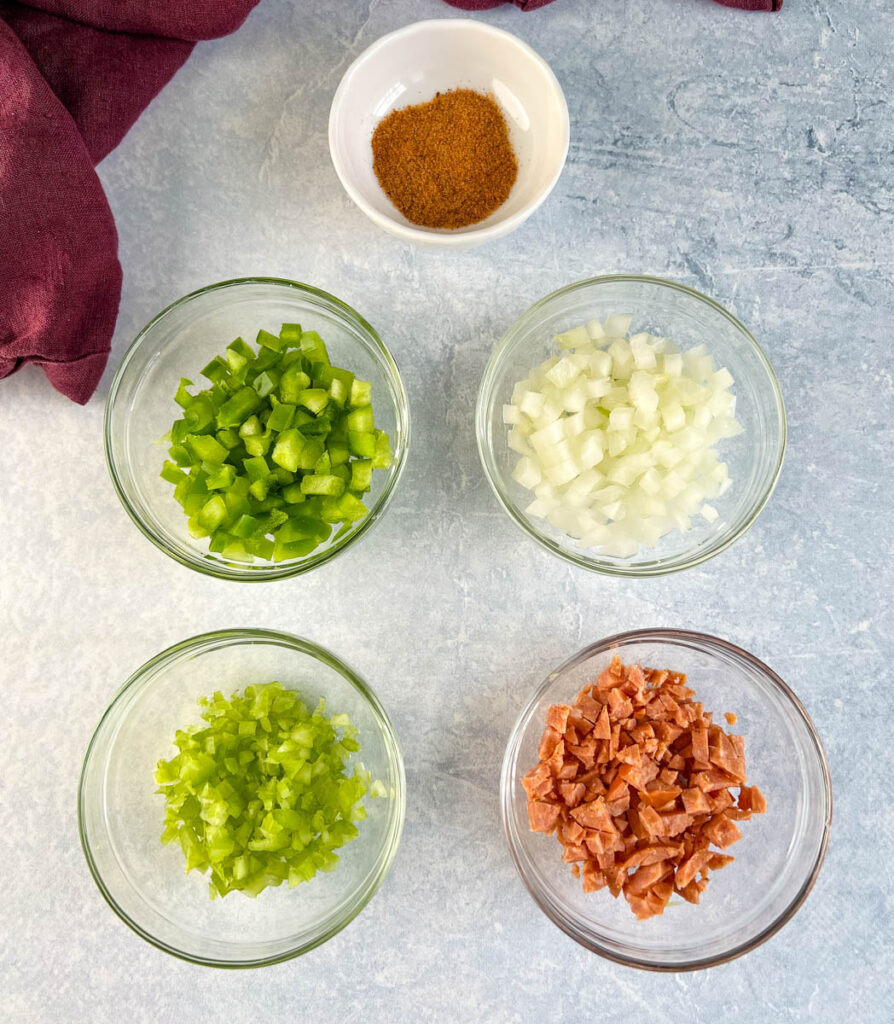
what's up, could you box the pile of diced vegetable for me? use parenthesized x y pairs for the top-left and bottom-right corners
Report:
(503, 315), (743, 558)
(155, 682), (385, 899)
(161, 324), (393, 563)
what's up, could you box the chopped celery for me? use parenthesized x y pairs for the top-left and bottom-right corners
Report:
(350, 459), (373, 493)
(155, 682), (376, 899)
(298, 388), (329, 415)
(161, 325), (394, 563)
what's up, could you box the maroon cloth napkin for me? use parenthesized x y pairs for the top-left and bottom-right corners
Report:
(0, 2), (259, 405)
(445, 0), (782, 10)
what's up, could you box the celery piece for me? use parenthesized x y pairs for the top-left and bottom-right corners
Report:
(349, 379), (372, 408)
(282, 484), (306, 504)
(206, 465), (236, 490)
(349, 459), (373, 493)
(298, 388), (329, 416)
(257, 328), (284, 352)
(224, 488), (250, 521)
(186, 433), (228, 465)
(346, 405), (375, 433)
(299, 416), (331, 438)
(155, 682), (372, 897)
(267, 398), (295, 433)
(328, 377), (349, 407)
(239, 415), (262, 438)
(242, 456), (270, 482)
(301, 474), (346, 497)
(372, 430), (393, 470)
(271, 428), (303, 473)
(216, 428), (240, 450)
(347, 431), (376, 458)
(198, 495), (227, 532)
(244, 535), (275, 560)
(274, 538), (317, 561)
(244, 430), (273, 458)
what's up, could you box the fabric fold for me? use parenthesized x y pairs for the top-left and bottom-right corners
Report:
(0, 1), (259, 404)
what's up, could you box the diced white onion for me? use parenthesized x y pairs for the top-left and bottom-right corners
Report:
(505, 316), (742, 558)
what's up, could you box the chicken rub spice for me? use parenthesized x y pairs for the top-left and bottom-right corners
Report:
(371, 88), (518, 230)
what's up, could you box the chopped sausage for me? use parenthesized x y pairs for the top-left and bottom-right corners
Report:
(525, 657), (765, 920)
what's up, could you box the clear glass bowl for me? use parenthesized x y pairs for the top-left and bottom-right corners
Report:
(501, 630), (832, 971)
(79, 629), (406, 968)
(105, 278), (410, 581)
(476, 275), (786, 576)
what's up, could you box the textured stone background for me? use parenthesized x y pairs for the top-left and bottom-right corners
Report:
(1, 0), (892, 1021)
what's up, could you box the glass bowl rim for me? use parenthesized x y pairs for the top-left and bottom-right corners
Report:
(78, 627), (407, 969)
(475, 274), (787, 577)
(104, 276), (411, 582)
(500, 627), (833, 972)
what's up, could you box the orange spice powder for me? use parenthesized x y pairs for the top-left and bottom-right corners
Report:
(371, 88), (518, 230)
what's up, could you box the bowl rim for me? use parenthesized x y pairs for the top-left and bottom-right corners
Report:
(500, 628), (833, 972)
(78, 627), (407, 969)
(476, 274), (787, 577)
(104, 276), (410, 582)
(327, 18), (571, 247)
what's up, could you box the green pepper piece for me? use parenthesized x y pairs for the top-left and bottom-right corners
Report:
(161, 461), (188, 486)
(201, 357), (230, 384)
(299, 330), (329, 365)
(279, 365), (312, 405)
(184, 394), (216, 432)
(253, 368), (281, 399)
(217, 387), (261, 428)
(271, 428), (304, 473)
(257, 329), (284, 352)
(279, 322), (303, 346)
(174, 377), (195, 409)
(186, 433), (229, 465)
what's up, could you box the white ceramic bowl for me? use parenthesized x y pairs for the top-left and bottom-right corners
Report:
(329, 19), (570, 249)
